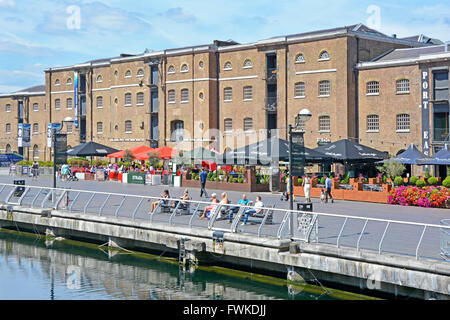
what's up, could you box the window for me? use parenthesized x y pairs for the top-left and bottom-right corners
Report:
(224, 61), (232, 70)
(433, 71), (449, 101)
(55, 99), (60, 110)
(66, 98), (73, 110)
(96, 75), (103, 83)
(5, 104), (11, 112)
(243, 117), (253, 132)
(33, 103), (38, 112)
(295, 82), (306, 98)
(55, 79), (60, 86)
(168, 90), (176, 103)
(33, 123), (38, 134)
(67, 78), (72, 85)
(5, 144), (11, 153)
(125, 120), (132, 133)
(318, 51), (330, 61)
(319, 115), (330, 132)
(6, 123), (11, 134)
(318, 80), (330, 96)
(366, 81), (379, 95)
(96, 96), (103, 108)
(243, 86), (253, 101)
(224, 118), (233, 132)
(125, 70), (132, 78)
(168, 65), (175, 74)
(171, 120), (184, 141)
(243, 59), (252, 69)
(224, 87), (232, 101)
(199, 61), (204, 69)
(181, 64), (188, 73)
(396, 79), (410, 93)
(33, 145), (39, 159)
(97, 122), (103, 134)
(396, 114), (410, 132)
(295, 115), (306, 131)
(137, 92), (144, 105)
(125, 93), (132, 106)
(137, 69), (144, 77)
(367, 115), (379, 132)
(180, 89), (189, 103)
(66, 122), (73, 134)
(295, 53), (305, 63)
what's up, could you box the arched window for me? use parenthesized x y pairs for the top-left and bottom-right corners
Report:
(6, 144), (12, 153)
(366, 81), (379, 95)
(319, 115), (330, 132)
(224, 118), (233, 132)
(224, 87), (232, 101)
(96, 75), (103, 82)
(67, 78), (72, 85)
(181, 64), (189, 72)
(396, 114), (410, 132)
(318, 80), (330, 96)
(124, 93), (132, 106)
(180, 89), (189, 103)
(367, 115), (379, 132)
(168, 65), (175, 74)
(125, 70), (132, 78)
(243, 86), (253, 101)
(96, 96), (103, 108)
(125, 120), (132, 133)
(244, 117), (253, 132)
(33, 103), (39, 112)
(171, 120), (184, 142)
(55, 79), (60, 86)
(295, 53), (305, 63)
(137, 69), (144, 77)
(224, 61), (232, 70)
(5, 104), (11, 112)
(33, 145), (39, 160)
(294, 82), (305, 98)
(168, 90), (176, 103)
(33, 123), (39, 134)
(136, 92), (144, 105)
(318, 51), (330, 60)
(396, 79), (410, 93)
(243, 59), (252, 69)
(66, 98), (73, 109)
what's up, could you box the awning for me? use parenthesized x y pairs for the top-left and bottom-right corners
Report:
(67, 142), (119, 157)
(107, 145), (154, 159)
(384, 143), (431, 165)
(417, 144), (450, 165)
(314, 139), (389, 163)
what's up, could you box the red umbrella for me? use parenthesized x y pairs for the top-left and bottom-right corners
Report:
(107, 145), (154, 159)
(153, 146), (176, 159)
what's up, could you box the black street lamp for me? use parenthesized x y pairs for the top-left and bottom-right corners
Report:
(53, 117), (74, 189)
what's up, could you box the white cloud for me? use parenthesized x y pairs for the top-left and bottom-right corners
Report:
(0, 0), (15, 8)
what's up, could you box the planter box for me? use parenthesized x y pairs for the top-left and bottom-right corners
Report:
(84, 173), (95, 181)
(352, 182), (363, 191)
(181, 175), (269, 192)
(368, 178), (377, 184)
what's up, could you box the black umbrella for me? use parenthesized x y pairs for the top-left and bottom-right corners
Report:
(384, 143), (430, 165)
(314, 139), (389, 163)
(220, 137), (328, 165)
(67, 142), (119, 157)
(417, 144), (450, 165)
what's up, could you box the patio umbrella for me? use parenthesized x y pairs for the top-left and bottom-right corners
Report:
(153, 146), (176, 159)
(314, 139), (389, 163)
(0, 153), (23, 166)
(187, 147), (220, 163)
(67, 142), (119, 157)
(107, 145), (154, 159)
(417, 144), (450, 165)
(385, 143), (431, 165)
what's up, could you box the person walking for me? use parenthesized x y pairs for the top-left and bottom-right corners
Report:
(199, 168), (208, 198)
(32, 161), (39, 181)
(325, 175), (334, 203)
(303, 174), (311, 203)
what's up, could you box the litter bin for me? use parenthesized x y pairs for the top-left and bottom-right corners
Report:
(297, 202), (313, 212)
(13, 180), (25, 197)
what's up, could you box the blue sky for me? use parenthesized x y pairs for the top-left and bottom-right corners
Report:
(1, 0), (449, 93)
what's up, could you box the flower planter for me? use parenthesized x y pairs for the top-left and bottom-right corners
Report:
(368, 178), (376, 184)
(352, 182), (363, 191)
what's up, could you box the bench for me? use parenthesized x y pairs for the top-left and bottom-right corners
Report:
(242, 205), (274, 225)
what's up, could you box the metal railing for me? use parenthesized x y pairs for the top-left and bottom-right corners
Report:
(0, 183), (449, 262)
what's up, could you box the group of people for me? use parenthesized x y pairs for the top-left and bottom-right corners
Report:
(285, 172), (334, 204)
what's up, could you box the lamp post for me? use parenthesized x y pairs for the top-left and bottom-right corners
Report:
(53, 117), (74, 189)
(289, 109), (311, 238)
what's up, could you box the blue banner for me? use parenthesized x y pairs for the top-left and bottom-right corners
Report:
(74, 71), (79, 128)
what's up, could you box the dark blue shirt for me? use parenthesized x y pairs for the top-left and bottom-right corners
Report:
(199, 171), (207, 183)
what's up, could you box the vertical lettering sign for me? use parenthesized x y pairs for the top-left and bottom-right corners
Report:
(291, 131), (306, 176)
(22, 124), (31, 147)
(74, 71), (79, 128)
(421, 68), (430, 156)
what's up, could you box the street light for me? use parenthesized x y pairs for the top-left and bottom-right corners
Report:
(289, 108), (311, 238)
(53, 117), (74, 189)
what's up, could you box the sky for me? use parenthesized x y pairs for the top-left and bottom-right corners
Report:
(0, 0), (449, 93)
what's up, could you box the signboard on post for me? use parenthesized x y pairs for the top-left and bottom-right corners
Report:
(54, 133), (67, 165)
(74, 71), (79, 128)
(291, 131), (305, 177)
(127, 172), (146, 184)
(47, 123), (62, 148)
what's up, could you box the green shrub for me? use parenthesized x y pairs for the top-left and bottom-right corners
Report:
(442, 177), (450, 188)
(319, 177), (326, 185)
(425, 169), (431, 179)
(297, 178), (303, 185)
(238, 177), (244, 183)
(394, 176), (404, 186)
(215, 177), (219, 182)
(427, 177), (438, 186)
(409, 176), (418, 186)
(17, 160), (32, 166)
(416, 179), (426, 188)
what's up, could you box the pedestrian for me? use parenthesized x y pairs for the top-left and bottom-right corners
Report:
(241, 196), (264, 226)
(325, 175), (334, 203)
(199, 167), (208, 198)
(303, 174), (311, 203)
(61, 163), (70, 181)
(32, 161), (39, 181)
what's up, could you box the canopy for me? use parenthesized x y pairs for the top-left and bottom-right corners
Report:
(186, 147), (220, 163)
(314, 139), (389, 163)
(385, 143), (430, 165)
(67, 142), (119, 157)
(153, 146), (176, 159)
(107, 145), (154, 159)
(417, 144), (450, 165)
(0, 153), (23, 166)
(219, 137), (329, 165)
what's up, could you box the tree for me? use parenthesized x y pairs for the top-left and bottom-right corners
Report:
(122, 149), (135, 163)
(146, 151), (161, 168)
(377, 159), (405, 186)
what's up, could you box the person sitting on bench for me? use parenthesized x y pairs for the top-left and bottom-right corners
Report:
(200, 193), (219, 219)
(241, 196), (264, 226)
(174, 189), (190, 210)
(150, 189), (170, 213)
(228, 194), (253, 222)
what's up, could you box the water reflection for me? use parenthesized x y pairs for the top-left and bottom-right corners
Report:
(0, 230), (370, 300)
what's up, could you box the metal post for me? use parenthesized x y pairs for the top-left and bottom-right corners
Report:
(288, 124), (293, 239)
(53, 128), (56, 189)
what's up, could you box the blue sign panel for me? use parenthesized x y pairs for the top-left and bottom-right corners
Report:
(74, 71), (79, 128)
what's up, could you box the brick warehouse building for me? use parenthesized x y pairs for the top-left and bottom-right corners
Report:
(1, 23), (446, 175)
